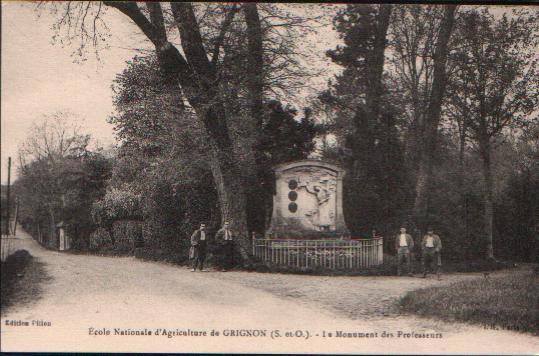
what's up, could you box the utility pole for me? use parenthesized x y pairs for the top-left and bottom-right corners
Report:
(5, 157), (11, 235)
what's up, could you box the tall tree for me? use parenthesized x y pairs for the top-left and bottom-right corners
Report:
(42, 2), (321, 259)
(446, 8), (539, 258)
(410, 5), (457, 230)
(321, 4), (409, 237)
(388, 5), (446, 165)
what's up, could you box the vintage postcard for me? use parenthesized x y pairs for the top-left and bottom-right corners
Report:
(1, 1), (538, 354)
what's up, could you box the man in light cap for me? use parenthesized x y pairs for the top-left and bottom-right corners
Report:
(395, 226), (414, 276)
(421, 227), (442, 279)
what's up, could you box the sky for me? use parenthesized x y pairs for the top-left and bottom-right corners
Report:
(1, 1), (151, 183)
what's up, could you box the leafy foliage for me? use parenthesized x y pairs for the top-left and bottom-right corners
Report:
(446, 8), (539, 142)
(91, 186), (142, 226)
(100, 53), (321, 257)
(15, 121), (112, 250)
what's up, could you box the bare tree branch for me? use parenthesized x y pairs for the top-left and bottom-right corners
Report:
(211, 4), (239, 67)
(103, 1), (164, 47)
(170, 2), (215, 79)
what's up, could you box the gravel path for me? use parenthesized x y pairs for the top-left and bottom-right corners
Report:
(213, 268), (489, 320)
(1, 230), (537, 354)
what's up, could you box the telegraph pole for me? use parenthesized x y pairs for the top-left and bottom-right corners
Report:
(5, 157), (11, 235)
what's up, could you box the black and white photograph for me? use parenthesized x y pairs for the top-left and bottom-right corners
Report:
(1, 1), (538, 354)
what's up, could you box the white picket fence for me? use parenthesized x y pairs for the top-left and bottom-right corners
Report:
(252, 237), (383, 270)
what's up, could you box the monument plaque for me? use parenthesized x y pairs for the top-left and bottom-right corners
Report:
(266, 159), (350, 239)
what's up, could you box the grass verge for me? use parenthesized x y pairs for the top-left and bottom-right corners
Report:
(1, 249), (50, 315)
(400, 268), (538, 335)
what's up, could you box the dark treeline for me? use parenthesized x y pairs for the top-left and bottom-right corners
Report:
(317, 4), (538, 262)
(12, 3), (539, 263)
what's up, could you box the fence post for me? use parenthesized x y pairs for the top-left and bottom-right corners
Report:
(296, 241), (299, 268)
(362, 240), (366, 268)
(285, 240), (288, 267)
(315, 240), (319, 268)
(351, 242), (354, 269)
(379, 238), (383, 264)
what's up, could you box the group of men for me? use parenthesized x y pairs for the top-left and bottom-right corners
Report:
(190, 221), (235, 272)
(395, 226), (442, 279)
(190, 221), (442, 277)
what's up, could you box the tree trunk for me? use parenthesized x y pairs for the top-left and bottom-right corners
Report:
(366, 4), (392, 122)
(404, 108), (424, 171)
(458, 119), (469, 259)
(480, 139), (495, 259)
(412, 5), (457, 229)
(458, 119), (467, 167)
(175, 99), (250, 260)
(243, 3), (264, 130)
(49, 206), (56, 249)
(103, 2), (258, 261)
(206, 142), (250, 260)
(242, 3), (267, 235)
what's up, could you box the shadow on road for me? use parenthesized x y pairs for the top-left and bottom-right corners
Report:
(1, 249), (51, 316)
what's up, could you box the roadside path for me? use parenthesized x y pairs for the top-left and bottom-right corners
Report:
(1, 230), (537, 353)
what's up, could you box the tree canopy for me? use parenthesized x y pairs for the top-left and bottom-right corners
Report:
(16, 3), (538, 263)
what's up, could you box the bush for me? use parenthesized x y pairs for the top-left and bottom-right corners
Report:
(92, 186), (142, 226)
(111, 220), (141, 252)
(89, 227), (113, 251)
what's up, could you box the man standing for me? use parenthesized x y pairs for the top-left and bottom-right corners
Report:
(422, 227), (442, 279)
(215, 221), (234, 271)
(395, 226), (414, 276)
(190, 223), (208, 272)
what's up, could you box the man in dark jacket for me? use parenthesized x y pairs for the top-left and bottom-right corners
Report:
(395, 226), (414, 276)
(421, 227), (442, 279)
(215, 221), (235, 271)
(190, 223), (209, 272)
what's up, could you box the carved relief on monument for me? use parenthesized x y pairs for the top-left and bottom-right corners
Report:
(267, 160), (350, 238)
(291, 169), (337, 230)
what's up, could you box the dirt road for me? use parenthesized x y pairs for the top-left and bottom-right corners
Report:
(1, 230), (537, 353)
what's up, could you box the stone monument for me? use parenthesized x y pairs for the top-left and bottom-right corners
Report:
(266, 159), (350, 239)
